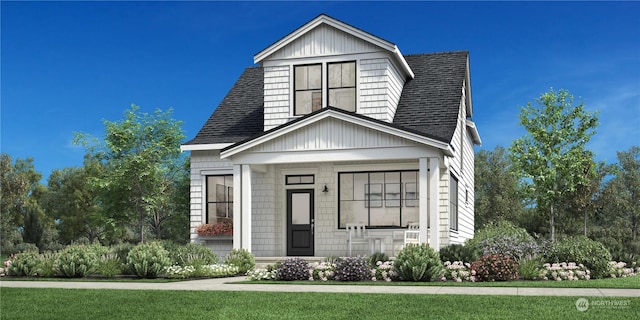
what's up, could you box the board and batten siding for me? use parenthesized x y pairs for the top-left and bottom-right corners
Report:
(265, 24), (380, 60)
(251, 117), (420, 154)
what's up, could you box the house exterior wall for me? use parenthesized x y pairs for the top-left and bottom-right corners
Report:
(359, 58), (404, 123)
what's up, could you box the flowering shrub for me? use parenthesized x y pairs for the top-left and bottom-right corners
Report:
(371, 260), (396, 282)
(478, 235), (540, 262)
(471, 254), (519, 281)
(394, 244), (445, 282)
(310, 261), (336, 281)
(539, 262), (590, 281)
(442, 261), (475, 282)
(8, 251), (40, 277)
(608, 261), (640, 278)
(196, 220), (233, 236)
(165, 265), (196, 279)
(246, 268), (277, 281)
(334, 256), (370, 281)
(165, 264), (239, 279)
(275, 258), (310, 281)
(547, 236), (611, 279)
(224, 248), (255, 274)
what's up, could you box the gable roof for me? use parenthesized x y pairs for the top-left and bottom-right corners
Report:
(254, 14), (414, 79)
(183, 51), (469, 148)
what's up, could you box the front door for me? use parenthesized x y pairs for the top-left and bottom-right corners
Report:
(287, 189), (314, 256)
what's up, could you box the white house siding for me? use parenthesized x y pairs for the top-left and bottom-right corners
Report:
(359, 58), (404, 123)
(263, 65), (290, 131)
(266, 24), (380, 60)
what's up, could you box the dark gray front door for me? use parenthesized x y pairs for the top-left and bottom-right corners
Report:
(287, 189), (314, 256)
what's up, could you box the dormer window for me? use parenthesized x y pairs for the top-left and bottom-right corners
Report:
(294, 61), (356, 116)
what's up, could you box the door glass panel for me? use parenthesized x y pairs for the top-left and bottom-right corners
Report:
(291, 193), (310, 224)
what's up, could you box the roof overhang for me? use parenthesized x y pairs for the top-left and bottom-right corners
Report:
(221, 108), (453, 160)
(180, 143), (234, 152)
(466, 119), (482, 146)
(253, 14), (414, 79)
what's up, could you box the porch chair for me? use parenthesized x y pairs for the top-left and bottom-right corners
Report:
(403, 222), (421, 247)
(346, 223), (368, 256)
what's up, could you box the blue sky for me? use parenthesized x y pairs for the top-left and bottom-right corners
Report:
(2, 1), (639, 181)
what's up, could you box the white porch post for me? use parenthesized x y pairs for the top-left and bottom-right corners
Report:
(418, 158), (428, 245)
(232, 165), (242, 249)
(429, 157), (440, 250)
(241, 164), (252, 252)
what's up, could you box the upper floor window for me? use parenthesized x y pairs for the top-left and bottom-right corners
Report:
(294, 61), (356, 116)
(328, 61), (356, 112)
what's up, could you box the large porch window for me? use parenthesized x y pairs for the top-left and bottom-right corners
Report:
(338, 170), (419, 228)
(206, 175), (233, 224)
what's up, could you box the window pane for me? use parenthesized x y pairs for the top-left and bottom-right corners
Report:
(295, 91), (313, 115)
(328, 88), (355, 111)
(308, 65), (322, 89)
(291, 193), (310, 224)
(328, 63), (341, 88)
(295, 66), (308, 90)
(339, 173), (354, 201)
(300, 175), (314, 184)
(353, 173), (368, 201)
(342, 62), (355, 86)
(312, 91), (322, 111)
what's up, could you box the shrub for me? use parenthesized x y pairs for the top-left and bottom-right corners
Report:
(55, 244), (99, 278)
(608, 261), (640, 278)
(371, 260), (396, 282)
(8, 251), (40, 277)
(246, 267), (277, 281)
(393, 244), (445, 282)
(310, 261), (336, 281)
(224, 248), (255, 274)
(442, 261), (475, 282)
(97, 252), (122, 278)
(14, 243), (39, 254)
(468, 222), (540, 262)
(368, 252), (389, 267)
(540, 262), (591, 281)
(439, 244), (480, 264)
(519, 257), (543, 280)
(172, 243), (219, 266)
(38, 251), (58, 278)
(275, 258), (310, 281)
(471, 254), (519, 282)
(126, 242), (171, 279)
(334, 256), (370, 282)
(546, 236), (611, 279)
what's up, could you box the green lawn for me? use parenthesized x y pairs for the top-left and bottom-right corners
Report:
(1, 288), (638, 320)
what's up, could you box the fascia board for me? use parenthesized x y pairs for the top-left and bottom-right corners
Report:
(180, 143), (233, 152)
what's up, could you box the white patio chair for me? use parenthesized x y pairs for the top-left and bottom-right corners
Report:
(346, 223), (368, 256)
(404, 222), (421, 247)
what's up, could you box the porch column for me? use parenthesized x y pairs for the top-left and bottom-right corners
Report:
(428, 157), (440, 250)
(232, 165), (242, 249)
(241, 164), (252, 252)
(418, 158), (428, 245)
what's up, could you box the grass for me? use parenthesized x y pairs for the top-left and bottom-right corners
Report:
(237, 275), (640, 289)
(1, 288), (638, 319)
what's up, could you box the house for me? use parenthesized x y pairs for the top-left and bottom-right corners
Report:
(180, 14), (481, 258)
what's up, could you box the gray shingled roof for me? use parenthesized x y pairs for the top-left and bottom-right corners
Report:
(185, 51), (468, 146)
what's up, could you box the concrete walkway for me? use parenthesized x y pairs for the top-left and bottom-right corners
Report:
(2, 277), (639, 297)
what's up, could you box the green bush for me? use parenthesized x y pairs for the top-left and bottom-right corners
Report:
(368, 252), (389, 267)
(467, 221), (540, 261)
(14, 243), (39, 254)
(393, 244), (445, 282)
(471, 254), (519, 282)
(55, 244), (99, 278)
(546, 236), (612, 279)
(126, 242), (171, 279)
(172, 243), (219, 266)
(518, 257), (543, 280)
(37, 251), (58, 278)
(97, 252), (122, 278)
(439, 244), (480, 263)
(8, 251), (40, 277)
(224, 249), (255, 274)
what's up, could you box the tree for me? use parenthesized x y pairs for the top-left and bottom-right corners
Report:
(474, 146), (526, 229)
(75, 105), (186, 243)
(509, 89), (598, 242)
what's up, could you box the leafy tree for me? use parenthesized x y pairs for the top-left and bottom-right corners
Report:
(509, 89), (598, 242)
(74, 104), (186, 243)
(474, 146), (525, 229)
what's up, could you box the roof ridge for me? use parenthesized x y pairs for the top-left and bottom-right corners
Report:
(403, 50), (469, 57)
